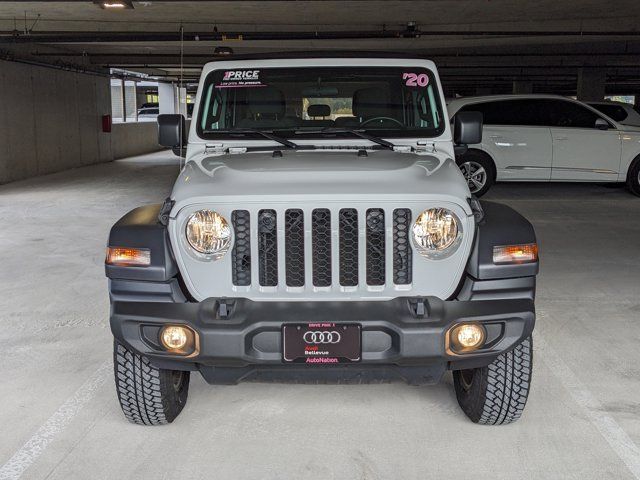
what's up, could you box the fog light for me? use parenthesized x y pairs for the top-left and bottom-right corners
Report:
(449, 323), (486, 353)
(160, 325), (196, 355)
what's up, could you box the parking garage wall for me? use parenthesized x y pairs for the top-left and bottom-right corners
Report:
(0, 60), (162, 184)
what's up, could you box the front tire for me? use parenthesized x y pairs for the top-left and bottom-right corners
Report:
(113, 340), (190, 425)
(453, 336), (532, 425)
(456, 151), (495, 197)
(627, 158), (640, 197)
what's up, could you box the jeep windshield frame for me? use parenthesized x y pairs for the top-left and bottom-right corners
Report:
(196, 66), (445, 142)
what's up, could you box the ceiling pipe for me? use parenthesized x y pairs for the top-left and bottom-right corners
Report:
(3, 29), (640, 44)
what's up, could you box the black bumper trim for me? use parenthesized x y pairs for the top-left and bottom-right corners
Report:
(110, 297), (535, 374)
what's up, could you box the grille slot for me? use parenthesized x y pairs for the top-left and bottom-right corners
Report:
(231, 210), (251, 286)
(312, 209), (332, 287)
(339, 208), (359, 287)
(285, 209), (305, 287)
(393, 209), (412, 285)
(257, 209), (278, 286)
(366, 208), (386, 286)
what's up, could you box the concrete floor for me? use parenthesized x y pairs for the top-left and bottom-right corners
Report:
(1, 151), (640, 480)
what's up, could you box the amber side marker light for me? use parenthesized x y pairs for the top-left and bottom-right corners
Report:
(105, 247), (150, 267)
(160, 325), (197, 355)
(493, 243), (538, 265)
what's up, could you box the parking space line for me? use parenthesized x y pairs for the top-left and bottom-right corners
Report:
(537, 335), (640, 480)
(0, 361), (110, 480)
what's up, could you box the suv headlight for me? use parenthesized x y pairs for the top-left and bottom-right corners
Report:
(185, 210), (231, 259)
(412, 208), (462, 259)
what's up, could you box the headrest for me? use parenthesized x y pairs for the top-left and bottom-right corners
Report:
(353, 87), (390, 119)
(245, 87), (285, 116)
(307, 104), (331, 117)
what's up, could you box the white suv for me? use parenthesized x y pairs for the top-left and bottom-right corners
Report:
(588, 101), (640, 128)
(447, 94), (640, 196)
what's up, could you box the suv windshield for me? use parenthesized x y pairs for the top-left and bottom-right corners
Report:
(197, 66), (445, 140)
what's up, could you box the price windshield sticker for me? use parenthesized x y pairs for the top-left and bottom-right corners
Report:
(216, 70), (265, 88)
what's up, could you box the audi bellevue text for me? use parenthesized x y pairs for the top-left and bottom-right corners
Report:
(447, 94), (640, 196)
(106, 55), (539, 426)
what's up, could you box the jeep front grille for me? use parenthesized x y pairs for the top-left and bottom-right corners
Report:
(230, 207), (413, 289)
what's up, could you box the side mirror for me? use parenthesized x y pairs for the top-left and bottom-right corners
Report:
(454, 111), (483, 145)
(158, 114), (187, 149)
(595, 118), (609, 130)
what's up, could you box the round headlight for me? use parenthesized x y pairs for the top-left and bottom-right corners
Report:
(412, 208), (462, 259)
(185, 210), (231, 259)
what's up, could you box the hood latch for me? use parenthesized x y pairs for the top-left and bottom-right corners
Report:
(205, 143), (225, 154)
(416, 141), (436, 153)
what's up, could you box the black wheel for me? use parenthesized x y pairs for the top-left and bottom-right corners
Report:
(456, 151), (495, 197)
(113, 340), (190, 425)
(453, 336), (532, 425)
(626, 157), (640, 197)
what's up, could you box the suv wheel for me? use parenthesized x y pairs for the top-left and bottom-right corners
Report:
(627, 158), (640, 197)
(453, 336), (532, 425)
(114, 340), (190, 425)
(456, 152), (495, 197)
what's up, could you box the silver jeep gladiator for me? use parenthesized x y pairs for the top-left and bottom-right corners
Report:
(106, 56), (538, 426)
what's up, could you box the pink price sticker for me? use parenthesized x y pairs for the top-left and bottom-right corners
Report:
(403, 72), (429, 87)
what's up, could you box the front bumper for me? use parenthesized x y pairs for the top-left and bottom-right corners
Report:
(110, 296), (534, 385)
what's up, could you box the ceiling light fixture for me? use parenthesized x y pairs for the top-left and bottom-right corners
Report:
(213, 46), (234, 56)
(94, 0), (134, 9)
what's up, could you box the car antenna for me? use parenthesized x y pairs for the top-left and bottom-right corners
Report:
(179, 23), (185, 171)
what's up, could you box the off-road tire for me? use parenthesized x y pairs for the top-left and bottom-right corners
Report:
(114, 340), (190, 425)
(453, 335), (532, 425)
(456, 151), (496, 197)
(626, 157), (640, 197)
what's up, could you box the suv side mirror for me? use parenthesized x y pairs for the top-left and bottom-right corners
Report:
(595, 118), (609, 130)
(454, 111), (483, 145)
(158, 114), (187, 149)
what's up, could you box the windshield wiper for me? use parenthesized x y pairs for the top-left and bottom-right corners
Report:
(207, 129), (301, 150)
(296, 127), (396, 150)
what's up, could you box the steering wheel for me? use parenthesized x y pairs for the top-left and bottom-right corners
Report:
(360, 117), (404, 128)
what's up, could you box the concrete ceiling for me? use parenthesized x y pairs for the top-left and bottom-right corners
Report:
(1, 0), (640, 95)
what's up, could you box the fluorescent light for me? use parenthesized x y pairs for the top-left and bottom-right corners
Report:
(94, 0), (134, 9)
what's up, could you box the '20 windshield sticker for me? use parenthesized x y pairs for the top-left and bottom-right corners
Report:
(403, 72), (429, 87)
(217, 70), (265, 88)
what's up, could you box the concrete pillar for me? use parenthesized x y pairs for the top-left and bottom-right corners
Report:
(577, 67), (606, 101)
(177, 86), (188, 117)
(158, 82), (176, 114)
(512, 81), (533, 94)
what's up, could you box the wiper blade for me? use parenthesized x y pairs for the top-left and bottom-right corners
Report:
(296, 127), (396, 150)
(208, 129), (301, 150)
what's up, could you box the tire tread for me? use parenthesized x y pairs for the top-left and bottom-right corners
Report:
(454, 336), (532, 425)
(113, 341), (189, 425)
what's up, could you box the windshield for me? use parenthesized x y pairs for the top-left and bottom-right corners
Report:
(197, 66), (445, 140)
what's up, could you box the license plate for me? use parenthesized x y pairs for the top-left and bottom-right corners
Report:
(282, 323), (361, 364)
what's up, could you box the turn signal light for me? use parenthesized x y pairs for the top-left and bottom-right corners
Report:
(105, 247), (150, 267)
(493, 243), (538, 265)
(160, 325), (197, 355)
(449, 323), (486, 353)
